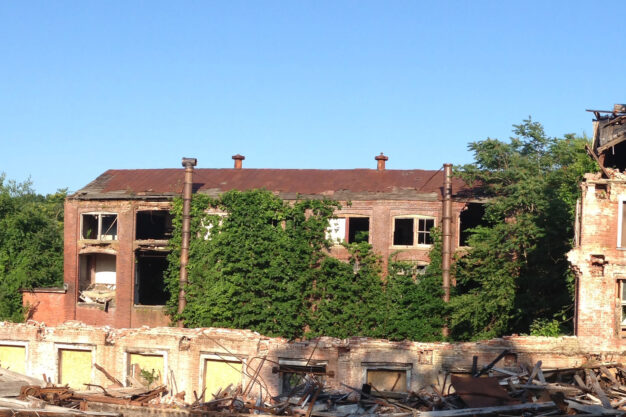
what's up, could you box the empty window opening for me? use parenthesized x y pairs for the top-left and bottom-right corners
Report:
(460, 203), (486, 246)
(128, 353), (164, 386)
(203, 358), (243, 401)
(0, 345), (26, 374)
(277, 360), (327, 395)
(59, 349), (92, 389)
(348, 217), (369, 243)
(603, 140), (626, 171)
(136, 211), (173, 240)
(363, 363), (411, 393)
(394, 218), (414, 245)
(78, 254), (116, 304)
(81, 213), (118, 241)
(135, 252), (169, 306)
(326, 217), (370, 244)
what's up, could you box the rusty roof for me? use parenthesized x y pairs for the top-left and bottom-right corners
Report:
(71, 168), (475, 201)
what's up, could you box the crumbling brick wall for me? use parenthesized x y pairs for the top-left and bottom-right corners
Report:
(568, 174), (626, 349)
(0, 322), (608, 399)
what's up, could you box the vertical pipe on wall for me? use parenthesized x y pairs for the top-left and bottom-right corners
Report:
(442, 163), (453, 337)
(178, 157), (197, 327)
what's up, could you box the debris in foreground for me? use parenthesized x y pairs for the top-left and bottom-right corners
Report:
(2, 353), (626, 416)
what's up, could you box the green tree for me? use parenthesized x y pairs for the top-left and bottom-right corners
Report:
(450, 119), (596, 340)
(0, 175), (65, 321)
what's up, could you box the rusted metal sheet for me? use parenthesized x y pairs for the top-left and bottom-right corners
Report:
(450, 375), (518, 408)
(72, 168), (473, 201)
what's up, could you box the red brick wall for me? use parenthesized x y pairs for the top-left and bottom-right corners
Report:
(39, 196), (471, 329)
(22, 291), (69, 325)
(568, 177), (626, 349)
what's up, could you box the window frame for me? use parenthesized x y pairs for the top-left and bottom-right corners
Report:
(618, 279), (626, 333)
(326, 215), (371, 245)
(80, 212), (118, 241)
(618, 197), (626, 249)
(391, 215), (436, 248)
(362, 362), (411, 393)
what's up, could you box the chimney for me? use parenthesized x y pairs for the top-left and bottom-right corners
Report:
(232, 154), (245, 169)
(375, 153), (388, 171)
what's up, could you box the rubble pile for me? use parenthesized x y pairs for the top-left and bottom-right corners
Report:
(2, 353), (626, 416)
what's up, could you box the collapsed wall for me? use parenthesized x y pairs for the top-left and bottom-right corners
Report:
(0, 322), (610, 400)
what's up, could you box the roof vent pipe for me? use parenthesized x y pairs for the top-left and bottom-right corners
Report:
(375, 153), (388, 171)
(232, 154), (245, 169)
(178, 157), (197, 327)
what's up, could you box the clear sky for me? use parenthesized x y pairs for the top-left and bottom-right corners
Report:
(1, 1), (624, 194)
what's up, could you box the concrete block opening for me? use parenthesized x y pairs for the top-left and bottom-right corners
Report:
(202, 356), (243, 400)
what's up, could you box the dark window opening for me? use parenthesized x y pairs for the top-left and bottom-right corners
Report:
(136, 211), (173, 240)
(417, 219), (434, 244)
(134, 252), (170, 305)
(459, 203), (486, 246)
(602, 140), (626, 172)
(348, 217), (370, 243)
(394, 218), (414, 245)
(82, 215), (98, 239)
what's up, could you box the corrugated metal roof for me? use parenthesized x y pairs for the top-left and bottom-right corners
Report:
(71, 168), (474, 201)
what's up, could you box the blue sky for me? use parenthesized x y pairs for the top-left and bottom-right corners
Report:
(1, 1), (624, 194)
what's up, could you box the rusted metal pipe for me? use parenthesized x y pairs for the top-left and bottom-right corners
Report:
(442, 163), (453, 337)
(178, 157), (197, 327)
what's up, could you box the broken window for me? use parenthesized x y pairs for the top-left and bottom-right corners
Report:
(393, 217), (435, 246)
(134, 251), (169, 306)
(136, 211), (173, 240)
(363, 363), (411, 393)
(78, 253), (116, 304)
(394, 261), (428, 280)
(81, 213), (118, 241)
(326, 217), (370, 244)
(277, 359), (327, 395)
(459, 203), (486, 247)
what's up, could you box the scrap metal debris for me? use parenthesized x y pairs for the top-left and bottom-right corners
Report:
(2, 353), (626, 416)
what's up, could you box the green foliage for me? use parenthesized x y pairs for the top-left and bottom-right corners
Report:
(383, 230), (446, 342)
(529, 318), (561, 337)
(451, 119), (597, 340)
(166, 190), (341, 339)
(308, 241), (385, 338)
(0, 175), (65, 321)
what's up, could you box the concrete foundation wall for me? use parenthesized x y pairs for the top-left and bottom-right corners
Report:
(0, 322), (610, 400)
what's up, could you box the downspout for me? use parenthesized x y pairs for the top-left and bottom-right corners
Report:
(178, 157), (197, 327)
(442, 163), (453, 337)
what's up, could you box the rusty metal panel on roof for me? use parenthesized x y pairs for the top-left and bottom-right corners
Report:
(72, 168), (473, 201)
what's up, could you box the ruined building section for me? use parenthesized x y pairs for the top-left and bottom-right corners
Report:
(23, 155), (483, 328)
(568, 105), (626, 348)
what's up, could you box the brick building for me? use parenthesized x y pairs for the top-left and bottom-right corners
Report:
(23, 154), (482, 328)
(568, 104), (626, 349)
